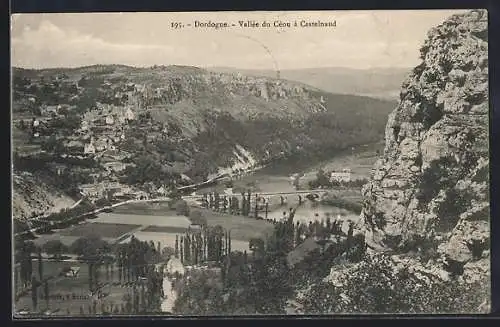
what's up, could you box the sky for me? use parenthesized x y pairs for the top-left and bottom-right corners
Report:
(11, 10), (468, 70)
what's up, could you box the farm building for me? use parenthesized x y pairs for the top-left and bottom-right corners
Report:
(64, 266), (81, 277)
(166, 257), (185, 276)
(102, 161), (127, 173)
(330, 168), (352, 183)
(79, 183), (105, 198)
(84, 142), (95, 154)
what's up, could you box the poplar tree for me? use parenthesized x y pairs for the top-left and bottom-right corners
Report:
(180, 237), (184, 263)
(44, 280), (49, 309)
(241, 192), (246, 216)
(246, 190), (252, 216)
(37, 248), (43, 282)
(31, 275), (39, 312)
(88, 263), (94, 293)
(174, 235), (179, 258)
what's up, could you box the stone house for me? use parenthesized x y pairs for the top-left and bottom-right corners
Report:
(330, 168), (352, 183)
(105, 115), (114, 125)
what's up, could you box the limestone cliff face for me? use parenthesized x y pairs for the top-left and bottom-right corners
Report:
(360, 10), (489, 275)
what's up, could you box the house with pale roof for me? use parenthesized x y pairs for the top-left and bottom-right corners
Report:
(65, 140), (85, 153)
(84, 142), (95, 154)
(125, 108), (135, 121)
(105, 115), (114, 125)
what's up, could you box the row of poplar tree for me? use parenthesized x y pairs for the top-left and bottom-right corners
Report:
(15, 235), (166, 315)
(174, 225), (232, 265)
(201, 190), (269, 218)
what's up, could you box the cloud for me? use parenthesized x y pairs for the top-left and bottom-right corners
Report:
(10, 11), (462, 70)
(11, 20), (179, 68)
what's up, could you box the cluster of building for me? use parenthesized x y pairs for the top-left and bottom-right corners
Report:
(78, 181), (148, 201)
(74, 102), (136, 155)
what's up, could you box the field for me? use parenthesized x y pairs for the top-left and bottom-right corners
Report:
(14, 260), (132, 316)
(141, 225), (192, 234)
(60, 222), (142, 239)
(93, 212), (191, 228)
(108, 203), (275, 242)
(112, 202), (173, 216)
(195, 209), (274, 242)
(32, 222), (143, 247)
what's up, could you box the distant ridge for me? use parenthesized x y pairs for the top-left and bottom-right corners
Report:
(207, 66), (411, 100)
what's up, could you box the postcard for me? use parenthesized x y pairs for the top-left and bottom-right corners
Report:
(11, 9), (490, 317)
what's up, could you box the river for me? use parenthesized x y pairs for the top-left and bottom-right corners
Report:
(196, 147), (369, 229)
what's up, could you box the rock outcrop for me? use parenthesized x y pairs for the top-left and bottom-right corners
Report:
(360, 10), (489, 278)
(12, 172), (75, 220)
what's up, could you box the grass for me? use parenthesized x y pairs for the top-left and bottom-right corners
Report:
(197, 208), (274, 242)
(112, 202), (173, 216)
(94, 212), (191, 228)
(141, 225), (189, 234)
(60, 222), (142, 239)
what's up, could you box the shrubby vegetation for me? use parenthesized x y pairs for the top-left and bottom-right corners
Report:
(308, 168), (369, 190)
(322, 198), (363, 215)
(298, 253), (489, 314)
(172, 207), (487, 315)
(42, 240), (68, 260)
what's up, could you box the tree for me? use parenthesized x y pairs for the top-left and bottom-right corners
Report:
(230, 196), (239, 214)
(37, 248), (44, 281)
(240, 193), (246, 216)
(43, 240), (68, 260)
(175, 200), (190, 216)
(19, 241), (35, 288)
(31, 276), (40, 312)
(189, 210), (207, 226)
(43, 280), (50, 309)
(315, 168), (330, 188)
(249, 238), (265, 259)
(175, 235), (179, 258)
(69, 235), (110, 261)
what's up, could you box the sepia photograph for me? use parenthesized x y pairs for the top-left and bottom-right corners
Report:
(11, 9), (490, 317)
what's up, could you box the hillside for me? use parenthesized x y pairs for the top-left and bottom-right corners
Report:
(207, 66), (411, 100)
(12, 64), (395, 219)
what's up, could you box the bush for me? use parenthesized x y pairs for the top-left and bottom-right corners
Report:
(417, 157), (456, 208)
(42, 240), (68, 259)
(69, 235), (111, 259)
(175, 200), (190, 216)
(299, 253), (490, 314)
(321, 196), (363, 215)
(434, 188), (469, 232)
(189, 210), (207, 226)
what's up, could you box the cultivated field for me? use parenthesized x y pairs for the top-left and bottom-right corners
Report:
(141, 225), (191, 234)
(32, 222), (143, 247)
(93, 212), (191, 228)
(196, 209), (274, 242)
(108, 203), (275, 242)
(112, 202), (173, 216)
(60, 222), (142, 239)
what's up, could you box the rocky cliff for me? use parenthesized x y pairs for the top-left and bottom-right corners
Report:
(360, 10), (489, 278)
